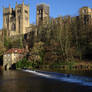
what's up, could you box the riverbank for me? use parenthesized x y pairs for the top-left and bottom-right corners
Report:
(37, 61), (92, 71)
(39, 65), (92, 71)
(1, 59), (92, 72)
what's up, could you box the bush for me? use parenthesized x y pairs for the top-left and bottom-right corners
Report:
(16, 58), (32, 68)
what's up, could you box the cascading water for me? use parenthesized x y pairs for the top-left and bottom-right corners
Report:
(23, 69), (92, 87)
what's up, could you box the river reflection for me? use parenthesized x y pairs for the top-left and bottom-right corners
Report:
(0, 70), (92, 92)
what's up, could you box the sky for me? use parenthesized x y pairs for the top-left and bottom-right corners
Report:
(0, 0), (92, 29)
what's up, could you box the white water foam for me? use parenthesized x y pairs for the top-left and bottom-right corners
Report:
(24, 70), (52, 78)
(23, 70), (92, 87)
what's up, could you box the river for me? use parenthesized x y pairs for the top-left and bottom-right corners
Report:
(0, 70), (92, 92)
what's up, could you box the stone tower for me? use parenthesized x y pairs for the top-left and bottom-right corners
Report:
(3, 4), (14, 36)
(3, 2), (30, 36)
(79, 7), (92, 24)
(36, 4), (49, 26)
(16, 2), (30, 35)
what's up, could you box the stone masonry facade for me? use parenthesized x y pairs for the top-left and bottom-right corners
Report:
(36, 4), (49, 25)
(3, 2), (30, 36)
(80, 7), (92, 24)
(2, 2), (50, 37)
(2, 2), (92, 37)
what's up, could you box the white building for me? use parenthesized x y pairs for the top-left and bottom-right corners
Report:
(3, 48), (25, 70)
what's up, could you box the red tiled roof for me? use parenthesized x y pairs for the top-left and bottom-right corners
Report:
(5, 48), (25, 54)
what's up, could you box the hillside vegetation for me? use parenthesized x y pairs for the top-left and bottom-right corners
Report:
(0, 16), (92, 70)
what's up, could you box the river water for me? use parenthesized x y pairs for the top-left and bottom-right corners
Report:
(0, 70), (92, 92)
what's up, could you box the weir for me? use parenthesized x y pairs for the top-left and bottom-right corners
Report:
(23, 69), (92, 87)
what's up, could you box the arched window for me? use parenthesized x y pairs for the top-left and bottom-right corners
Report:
(25, 10), (28, 14)
(83, 9), (87, 14)
(17, 9), (21, 13)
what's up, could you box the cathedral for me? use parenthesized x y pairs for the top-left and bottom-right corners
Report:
(1, 2), (92, 38)
(3, 2), (30, 36)
(2, 2), (49, 37)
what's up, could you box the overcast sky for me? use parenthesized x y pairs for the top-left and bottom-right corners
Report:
(0, 0), (92, 29)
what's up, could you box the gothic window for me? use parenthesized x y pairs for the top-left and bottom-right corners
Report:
(5, 17), (9, 28)
(6, 17), (8, 23)
(39, 9), (43, 14)
(25, 10), (28, 14)
(83, 9), (87, 14)
(84, 15), (90, 24)
(17, 9), (21, 13)
(18, 16), (20, 33)
(39, 10), (41, 14)
(39, 9), (43, 20)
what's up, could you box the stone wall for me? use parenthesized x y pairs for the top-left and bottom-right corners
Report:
(3, 53), (24, 70)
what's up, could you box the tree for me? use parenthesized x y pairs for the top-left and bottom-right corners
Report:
(0, 41), (6, 56)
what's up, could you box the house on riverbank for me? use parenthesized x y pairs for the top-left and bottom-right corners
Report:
(3, 48), (25, 70)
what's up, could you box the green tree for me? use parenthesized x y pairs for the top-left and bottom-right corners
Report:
(16, 58), (32, 68)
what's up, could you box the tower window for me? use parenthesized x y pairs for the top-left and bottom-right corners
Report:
(18, 16), (21, 33)
(39, 9), (43, 14)
(83, 9), (87, 14)
(39, 10), (40, 14)
(6, 17), (8, 23)
(25, 10), (28, 14)
(17, 9), (21, 13)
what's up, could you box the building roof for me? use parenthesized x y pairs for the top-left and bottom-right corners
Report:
(37, 3), (49, 7)
(81, 6), (90, 9)
(37, 3), (49, 9)
(5, 48), (25, 54)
